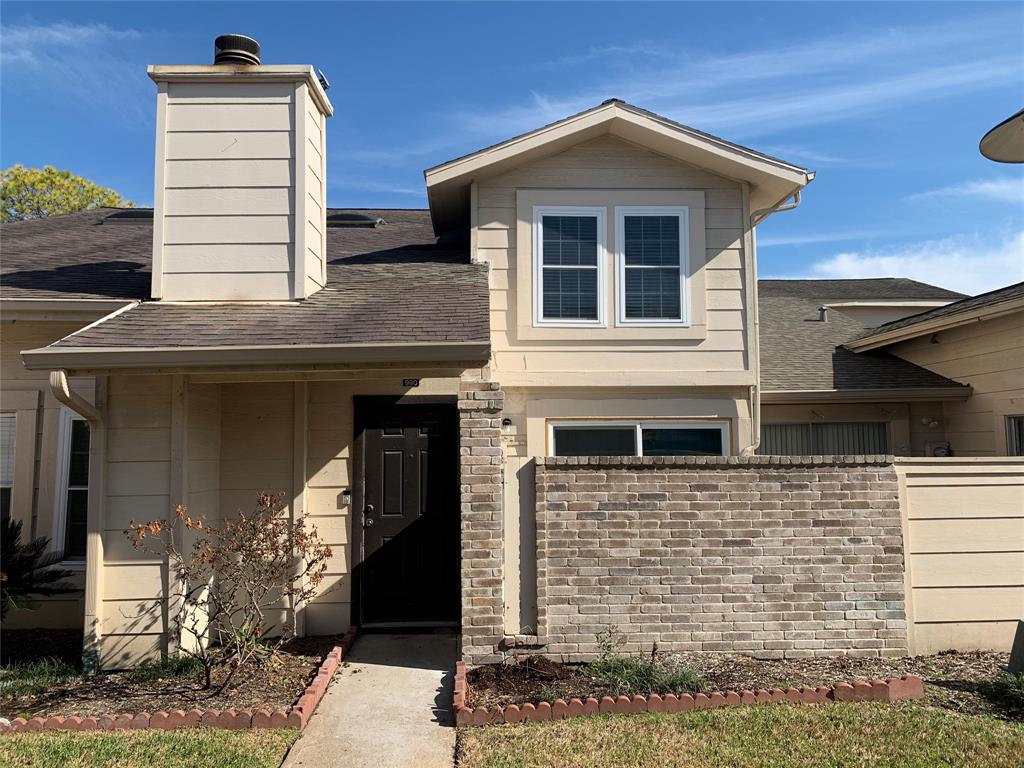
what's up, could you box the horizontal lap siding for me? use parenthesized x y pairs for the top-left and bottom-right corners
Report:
(889, 313), (1024, 456)
(898, 459), (1024, 654)
(304, 382), (354, 635)
(101, 375), (172, 667)
(477, 136), (749, 384)
(159, 82), (298, 300)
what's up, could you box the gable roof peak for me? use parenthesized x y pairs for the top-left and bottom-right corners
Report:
(424, 99), (814, 235)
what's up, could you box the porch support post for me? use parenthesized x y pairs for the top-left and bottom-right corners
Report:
(457, 380), (505, 665)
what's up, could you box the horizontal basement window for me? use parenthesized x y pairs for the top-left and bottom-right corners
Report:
(550, 421), (726, 457)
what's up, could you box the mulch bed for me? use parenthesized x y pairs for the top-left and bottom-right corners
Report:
(0, 634), (345, 719)
(467, 651), (1021, 720)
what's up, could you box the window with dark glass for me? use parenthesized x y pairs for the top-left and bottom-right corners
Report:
(0, 414), (14, 522)
(540, 214), (600, 321)
(552, 422), (725, 457)
(1007, 415), (1024, 456)
(62, 419), (90, 559)
(621, 214), (683, 321)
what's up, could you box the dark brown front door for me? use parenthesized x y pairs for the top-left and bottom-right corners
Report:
(354, 397), (459, 626)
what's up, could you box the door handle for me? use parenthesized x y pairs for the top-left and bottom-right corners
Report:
(363, 504), (375, 528)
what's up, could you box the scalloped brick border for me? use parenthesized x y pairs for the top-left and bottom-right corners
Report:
(0, 627), (358, 735)
(453, 661), (924, 727)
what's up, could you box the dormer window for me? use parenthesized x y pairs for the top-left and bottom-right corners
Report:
(616, 207), (689, 326)
(532, 206), (607, 326)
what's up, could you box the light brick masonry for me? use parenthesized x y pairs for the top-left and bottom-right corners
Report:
(458, 381), (506, 664)
(532, 455), (907, 662)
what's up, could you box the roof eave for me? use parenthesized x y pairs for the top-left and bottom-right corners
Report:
(21, 340), (491, 374)
(761, 386), (973, 404)
(424, 101), (812, 235)
(845, 297), (1024, 352)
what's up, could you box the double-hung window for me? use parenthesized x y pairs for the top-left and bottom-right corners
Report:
(533, 207), (606, 325)
(550, 421), (726, 457)
(615, 207), (689, 325)
(54, 410), (90, 560)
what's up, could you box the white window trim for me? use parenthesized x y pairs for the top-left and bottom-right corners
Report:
(52, 408), (87, 567)
(547, 420), (727, 457)
(0, 412), (15, 505)
(614, 206), (690, 327)
(532, 205), (608, 328)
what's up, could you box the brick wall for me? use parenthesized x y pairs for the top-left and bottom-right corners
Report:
(458, 381), (505, 664)
(534, 456), (906, 661)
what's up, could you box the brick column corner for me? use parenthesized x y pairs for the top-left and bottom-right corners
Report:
(457, 381), (505, 665)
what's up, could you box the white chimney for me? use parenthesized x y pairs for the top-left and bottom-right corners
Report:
(148, 35), (333, 301)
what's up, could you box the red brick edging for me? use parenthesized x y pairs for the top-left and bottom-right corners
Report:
(0, 628), (358, 735)
(453, 661), (925, 727)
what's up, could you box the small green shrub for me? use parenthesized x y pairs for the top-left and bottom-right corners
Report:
(989, 671), (1024, 707)
(128, 655), (206, 684)
(585, 655), (703, 697)
(0, 657), (79, 698)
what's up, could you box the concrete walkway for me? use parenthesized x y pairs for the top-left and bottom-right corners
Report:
(282, 633), (457, 768)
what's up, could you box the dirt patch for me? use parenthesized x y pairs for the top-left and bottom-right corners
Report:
(467, 650), (1021, 721)
(0, 634), (344, 719)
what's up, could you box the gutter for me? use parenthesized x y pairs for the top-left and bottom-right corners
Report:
(760, 386), (973, 404)
(23, 340), (491, 372)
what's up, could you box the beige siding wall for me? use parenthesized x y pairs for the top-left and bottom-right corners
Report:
(888, 312), (1024, 455)
(477, 135), (752, 387)
(156, 81), (327, 300)
(761, 401), (950, 456)
(897, 458), (1024, 654)
(1, 318), (101, 631)
(100, 375), (172, 666)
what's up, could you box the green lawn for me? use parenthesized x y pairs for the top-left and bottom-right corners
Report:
(457, 702), (1024, 768)
(0, 727), (298, 768)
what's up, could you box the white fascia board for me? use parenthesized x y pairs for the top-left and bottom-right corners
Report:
(761, 387), (973, 404)
(21, 340), (490, 372)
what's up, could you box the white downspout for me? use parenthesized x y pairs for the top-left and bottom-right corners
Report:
(742, 189), (806, 456)
(49, 370), (106, 674)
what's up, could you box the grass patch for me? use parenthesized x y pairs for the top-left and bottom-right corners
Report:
(127, 655), (206, 685)
(457, 701), (1024, 768)
(0, 658), (79, 699)
(585, 656), (702, 697)
(0, 727), (298, 768)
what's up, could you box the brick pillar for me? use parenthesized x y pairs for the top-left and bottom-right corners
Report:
(458, 380), (504, 665)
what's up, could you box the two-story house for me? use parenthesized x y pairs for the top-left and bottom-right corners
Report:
(3, 40), (1021, 668)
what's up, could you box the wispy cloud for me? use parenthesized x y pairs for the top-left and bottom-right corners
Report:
(780, 231), (1024, 295)
(535, 43), (673, 70)
(329, 177), (426, 197)
(758, 230), (888, 248)
(1, 21), (150, 126)
(909, 178), (1024, 205)
(454, 12), (1021, 142)
(759, 146), (862, 167)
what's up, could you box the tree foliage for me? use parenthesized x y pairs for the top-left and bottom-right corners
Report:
(0, 518), (77, 618)
(125, 493), (332, 693)
(1, 164), (132, 223)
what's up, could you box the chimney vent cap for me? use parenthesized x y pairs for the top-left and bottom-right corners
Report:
(214, 34), (261, 65)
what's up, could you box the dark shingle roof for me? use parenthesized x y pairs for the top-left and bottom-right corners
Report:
(1, 208), (153, 300)
(4, 208), (488, 351)
(758, 284), (968, 393)
(759, 278), (965, 301)
(854, 281), (1024, 340)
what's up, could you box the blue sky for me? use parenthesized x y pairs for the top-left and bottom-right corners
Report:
(2, 1), (1022, 293)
